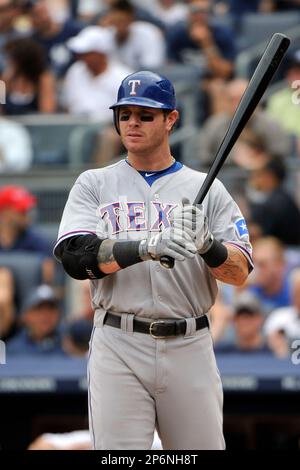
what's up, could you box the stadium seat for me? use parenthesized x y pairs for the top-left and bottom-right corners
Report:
(35, 224), (59, 247)
(68, 123), (106, 167)
(33, 189), (69, 225)
(236, 12), (300, 52)
(211, 13), (235, 32)
(25, 122), (79, 165)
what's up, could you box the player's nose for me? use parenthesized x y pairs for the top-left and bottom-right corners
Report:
(128, 113), (141, 127)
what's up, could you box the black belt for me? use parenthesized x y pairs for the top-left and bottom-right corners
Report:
(103, 311), (209, 339)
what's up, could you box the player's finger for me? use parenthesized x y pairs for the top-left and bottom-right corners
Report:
(164, 247), (192, 261)
(169, 227), (195, 245)
(163, 248), (185, 261)
(168, 241), (196, 257)
(172, 223), (195, 239)
(173, 218), (196, 230)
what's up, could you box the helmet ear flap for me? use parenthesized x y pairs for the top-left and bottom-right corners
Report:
(113, 108), (120, 135)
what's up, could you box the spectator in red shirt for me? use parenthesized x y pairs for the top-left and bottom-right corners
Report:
(0, 185), (54, 284)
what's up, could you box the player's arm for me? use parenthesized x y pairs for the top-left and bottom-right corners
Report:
(56, 230), (197, 280)
(208, 243), (249, 286)
(171, 204), (250, 287)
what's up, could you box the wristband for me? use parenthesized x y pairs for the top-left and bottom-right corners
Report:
(200, 238), (228, 268)
(112, 240), (143, 269)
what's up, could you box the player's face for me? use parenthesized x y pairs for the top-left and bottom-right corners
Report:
(25, 303), (60, 340)
(253, 246), (284, 287)
(118, 106), (178, 155)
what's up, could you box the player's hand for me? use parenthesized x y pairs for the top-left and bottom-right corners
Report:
(139, 227), (197, 262)
(171, 199), (213, 254)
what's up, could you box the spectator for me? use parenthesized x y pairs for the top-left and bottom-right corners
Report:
(29, 0), (83, 77)
(80, 0), (163, 28)
(209, 290), (234, 344)
(76, 0), (111, 22)
(2, 37), (57, 115)
(98, 0), (166, 70)
(231, 129), (274, 172)
(0, 0), (23, 73)
(249, 237), (292, 313)
(264, 268), (300, 358)
(63, 26), (131, 165)
(41, 0), (71, 23)
(0, 266), (18, 341)
(0, 185), (54, 283)
(7, 284), (64, 356)
(266, 50), (300, 143)
(215, 0), (262, 15)
(62, 318), (93, 357)
(149, 0), (189, 28)
(0, 117), (33, 171)
(63, 26), (131, 118)
(246, 157), (300, 246)
(214, 291), (271, 354)
(198, 79), (291, 167)
(70, 279), (94, 321)
(167, 0), (235, 79)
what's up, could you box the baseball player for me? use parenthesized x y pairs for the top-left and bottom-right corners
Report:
(54, 71), (253, 450)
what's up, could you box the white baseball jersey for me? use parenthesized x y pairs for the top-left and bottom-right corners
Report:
(55, 159), (252, 320)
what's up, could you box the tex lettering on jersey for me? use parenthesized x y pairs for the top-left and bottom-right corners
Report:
(98, 201), (177, 236)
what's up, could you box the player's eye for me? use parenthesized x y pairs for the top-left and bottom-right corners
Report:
(120, 114), (129, 121)
(141, 115), (154, 121)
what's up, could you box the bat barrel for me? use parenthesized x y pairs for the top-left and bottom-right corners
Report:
(194, 33), (290, 206)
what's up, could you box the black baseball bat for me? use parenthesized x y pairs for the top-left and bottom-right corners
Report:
(161, 32), (290, 269)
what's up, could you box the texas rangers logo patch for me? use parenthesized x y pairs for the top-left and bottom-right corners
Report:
(235, 218), (249, 238)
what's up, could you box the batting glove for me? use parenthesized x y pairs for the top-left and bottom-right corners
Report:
(139, 226), (197, 262)
(171, 198), (214, 254)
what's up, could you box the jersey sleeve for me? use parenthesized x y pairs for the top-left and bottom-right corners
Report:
(54, 171), (104, 260)
(207, 178), (253, 269)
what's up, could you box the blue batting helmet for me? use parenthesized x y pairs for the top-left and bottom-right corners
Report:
(110, 70), (176, 133)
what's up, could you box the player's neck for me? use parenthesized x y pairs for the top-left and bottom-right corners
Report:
(126, 150), (174, 172)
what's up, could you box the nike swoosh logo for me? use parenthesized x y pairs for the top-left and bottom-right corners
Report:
(145, 173), (155, 177)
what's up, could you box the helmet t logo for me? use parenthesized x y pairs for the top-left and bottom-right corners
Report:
(128, 80), (141, 95)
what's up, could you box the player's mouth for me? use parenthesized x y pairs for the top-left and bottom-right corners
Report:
(126, 133), (143, 138)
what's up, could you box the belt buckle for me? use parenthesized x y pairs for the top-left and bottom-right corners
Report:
(149, 320), (166, 339)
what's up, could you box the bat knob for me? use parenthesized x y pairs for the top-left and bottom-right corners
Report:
(160, 256), (175, 269)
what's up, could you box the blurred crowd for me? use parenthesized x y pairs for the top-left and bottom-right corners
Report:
(1, 0), (300, 365)
(0, 0), (300, 165)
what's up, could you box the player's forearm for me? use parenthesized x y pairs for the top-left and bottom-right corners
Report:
(209, 243), (249, 286)
(97, 239), (122, 274)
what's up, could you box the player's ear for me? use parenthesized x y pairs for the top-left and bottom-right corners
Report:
(166, 110), (179, 132)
